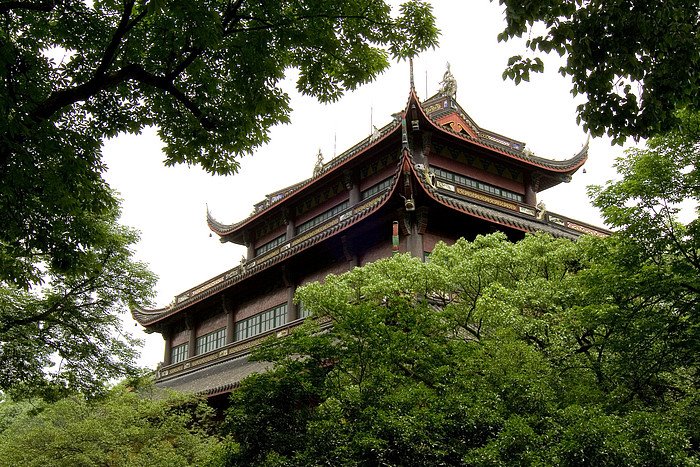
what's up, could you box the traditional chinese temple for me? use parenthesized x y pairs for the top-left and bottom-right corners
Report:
(132, 68), (606, 404)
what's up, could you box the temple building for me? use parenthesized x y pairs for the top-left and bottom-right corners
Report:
(132, 69), (606, 404)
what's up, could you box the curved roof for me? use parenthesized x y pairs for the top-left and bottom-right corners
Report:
(408, 152), (581, 240)
(135, 87), (602, 328)
(135, 139), (605, 329)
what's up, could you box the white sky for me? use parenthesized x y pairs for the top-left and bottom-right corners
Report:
(102, 1), (629, 368)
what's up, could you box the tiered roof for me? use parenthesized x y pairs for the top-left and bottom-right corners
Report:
(133, 87), (602, 329)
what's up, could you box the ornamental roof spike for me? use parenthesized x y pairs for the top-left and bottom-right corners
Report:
(439, 62), (457, 99)
(313, 148), (324, 177)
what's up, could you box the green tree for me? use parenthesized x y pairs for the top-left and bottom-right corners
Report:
(586, 110), (700, 405)
(0, 203), (156, 400)
(0, 380), (224, 467)
(222, 112), (700, 461)
(493, 0), (700, 143)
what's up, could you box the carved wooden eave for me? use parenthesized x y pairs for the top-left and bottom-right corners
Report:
(408, 151), (606, 240)
(207, 88), (588, 244)
(132, 157), (406, 329)
(397, 93), (605, 239)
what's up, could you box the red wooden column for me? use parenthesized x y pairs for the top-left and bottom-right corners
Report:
(345, 169), (360, 206)
(163, 331), (172, 366)
(286, 285), (297, 323)
(524, 173), (538, 206)
(223, 296), (235, 344)
(186, 316), (196, 358)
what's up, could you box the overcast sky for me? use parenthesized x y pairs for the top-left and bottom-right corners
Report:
(102, 1), (630, 368)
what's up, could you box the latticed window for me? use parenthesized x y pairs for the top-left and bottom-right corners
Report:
(171, 343), (188, 364)
(360, 177), (392, 200)
(431, 166), (523, 203)
(296, 201), (350, 234)
(255, 234), (287, 257)
(235, 304), (287, 341)
(195, 327), (226, 355)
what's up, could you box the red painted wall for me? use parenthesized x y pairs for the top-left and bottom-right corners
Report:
(256, 227), (287, 247)
(359, 166), (396, 192)
(423, 231), (457, 253)
(360, 240), (392, 266)
(171, 326), (189, 347)
(196, 312), (227, 337)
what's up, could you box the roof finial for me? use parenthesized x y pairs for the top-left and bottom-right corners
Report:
(439, 62), (457, 99)
(313, 149), (324, 176)
(409, 57), (415, 90)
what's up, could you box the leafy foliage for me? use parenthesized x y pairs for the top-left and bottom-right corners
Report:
(494, 0), (700, 143)
(0, 203), (156, 400)
(0, 380), (224, 467)
(588, 110), (700, 404)
(1, 0), (438, 286)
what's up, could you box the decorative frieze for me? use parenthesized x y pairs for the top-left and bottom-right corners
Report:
(424, 102), (442, 114)
(455, 186), (518, 211)
(436, 180), (455, 192)
(292, 217), (339, 246)
(548, 216), (565, 226)
(191, 277), (223, 296)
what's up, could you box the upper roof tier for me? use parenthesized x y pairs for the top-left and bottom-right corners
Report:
(207, 87), (588, 244)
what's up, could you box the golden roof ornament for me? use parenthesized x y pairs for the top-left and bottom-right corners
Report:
(439, 62), (457, 99)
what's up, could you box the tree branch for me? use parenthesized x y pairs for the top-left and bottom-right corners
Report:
(222, 0), (244, 30)
(31, 62), (211, 129)
(0, 0), (55, 14)
(166, 47), (203, 82)
(94, 0), (143, 78)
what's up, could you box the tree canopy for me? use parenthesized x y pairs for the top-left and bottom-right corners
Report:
(0, 203), (156, 400)
(220, 116), (700, 464)
(494, 0), (700, 143)
(0, 379), (224, 466)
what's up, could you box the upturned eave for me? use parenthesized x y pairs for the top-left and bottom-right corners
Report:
(207, 119), (403, 243)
